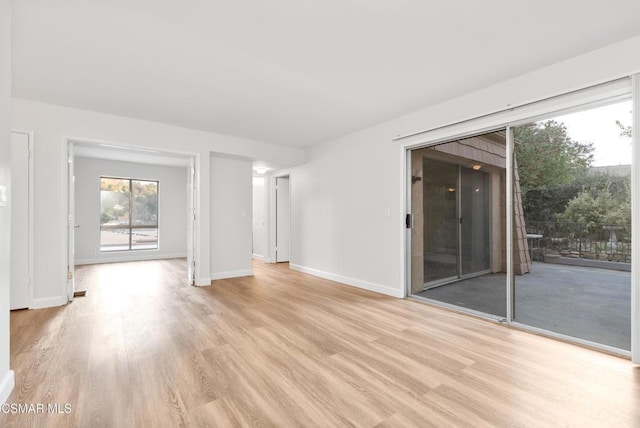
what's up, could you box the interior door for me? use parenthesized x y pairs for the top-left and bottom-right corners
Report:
(10, 132), (30, 310)
(67, 142), (75, 302)
(186, 159), (196, 284)
(276, 176), (290, 262)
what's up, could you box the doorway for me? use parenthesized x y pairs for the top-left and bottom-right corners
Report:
(67, 141), (198, 299)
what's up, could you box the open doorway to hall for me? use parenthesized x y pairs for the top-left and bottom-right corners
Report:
(252, 171), (291, 265)
(71, 143), (196, 295)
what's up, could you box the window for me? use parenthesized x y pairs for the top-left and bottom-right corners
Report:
(100, 177), (158, 251)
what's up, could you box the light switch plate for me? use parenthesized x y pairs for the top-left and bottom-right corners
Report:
(0, 185), (6, 207)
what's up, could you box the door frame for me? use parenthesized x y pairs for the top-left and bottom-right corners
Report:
(10, 130), (34, 309)
(187, 157), (196, 284)
(64, 137), (199, 297)
(67, 141), (75, 302)
(268, 170), (291, 263)
(399, 77), (638, 360)
(275, 176), (291, 263)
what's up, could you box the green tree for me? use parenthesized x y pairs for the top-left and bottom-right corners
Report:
(515, 120), (594, 194)
(556, 187), (612, 234)
(556, 182), (631, 243)
(615, 118), (632, 138)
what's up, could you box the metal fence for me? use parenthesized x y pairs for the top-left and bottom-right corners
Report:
(525, 221), (631, 263)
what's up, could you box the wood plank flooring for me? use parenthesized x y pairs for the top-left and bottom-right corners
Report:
(2, 259), (639, 427)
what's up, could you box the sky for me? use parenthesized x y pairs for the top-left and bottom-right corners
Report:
(552, 99), (632, 167)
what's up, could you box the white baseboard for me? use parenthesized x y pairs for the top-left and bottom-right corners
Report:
(30, 296), (68, 309)
(252, 254), (266, 261)
(195, 277), (211, 286)
(75, 252), (187, 265)
(210, 269), (254, 280)
(289, 264), (404, 298)
(0, 370), (15, 405)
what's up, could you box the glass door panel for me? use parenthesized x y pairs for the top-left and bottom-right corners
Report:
(460, 167), (491, 276)
(513, 100), (632, 351)
(423, 158), (459, 285)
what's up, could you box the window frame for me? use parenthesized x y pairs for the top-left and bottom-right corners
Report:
(99, 176), (159, 252)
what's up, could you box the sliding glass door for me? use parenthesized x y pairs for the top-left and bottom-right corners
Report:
(407, 85), (634, 356)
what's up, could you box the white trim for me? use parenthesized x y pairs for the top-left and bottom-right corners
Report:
(410, 295), (505, 322)
(0, 370), (15, 405)
(400, 146), (409, 298)
(187, 158), (196, 284)
(397, 79), (631, 149)
(10, 130), (35, 309)
(506, 127), (514, 322)
(75, 253), (188, 265)
(510, 322), (631, 358)
(210, 269), (253, 280)
(195, 277), (211, 286)
(67, 141), (75, 303)
(27, 131), (35, 309)
(66, 136), (198, 159)
(30, 296), (68, 309)
(252, 254), (266, 261)
(632, 74), (640, 364)
(290, 263), (404, 298)
(395, 78), (631, 144)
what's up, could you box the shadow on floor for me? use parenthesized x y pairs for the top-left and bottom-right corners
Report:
(416, 262), (631, 350)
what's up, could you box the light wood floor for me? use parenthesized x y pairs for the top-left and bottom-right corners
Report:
(2, 259), (640, 427)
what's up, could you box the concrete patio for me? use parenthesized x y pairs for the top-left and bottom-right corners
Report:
(417, 262), (631, 350)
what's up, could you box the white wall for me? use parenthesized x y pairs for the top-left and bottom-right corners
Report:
(291, 35), (640, 298)
(210, 155), (253, 279)
(252, 176), (267, 259)
(0, 0), (13, 404)
(11, 99), (304, 307)
(74, 157), (188, 264)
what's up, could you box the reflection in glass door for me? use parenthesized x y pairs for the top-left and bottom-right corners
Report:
(422, 159), (458, 285)
(460, 167), (491, 276)
(410, 131), (508, 318)
(422, 161), (492, 286)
